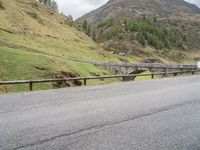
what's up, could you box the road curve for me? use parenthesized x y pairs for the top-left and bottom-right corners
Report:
(0, 76), (200, 150)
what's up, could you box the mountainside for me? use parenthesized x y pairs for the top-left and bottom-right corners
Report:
(78, 0), (200, 24)
(0, 0), (124, 93)
(77, 0), (200, 63)
(1, 0), (200, 94)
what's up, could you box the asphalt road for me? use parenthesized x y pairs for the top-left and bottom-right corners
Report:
(1, 76), (200, 150)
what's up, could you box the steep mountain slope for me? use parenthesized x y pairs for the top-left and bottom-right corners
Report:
(0, 0), (123, 93)
(78, 0), (200, 24)
(77, 0), (200, 62)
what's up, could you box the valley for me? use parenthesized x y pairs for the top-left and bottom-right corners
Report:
(0, 0), (200, 93)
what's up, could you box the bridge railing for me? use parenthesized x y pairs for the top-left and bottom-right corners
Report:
(0, 70), (198, 92)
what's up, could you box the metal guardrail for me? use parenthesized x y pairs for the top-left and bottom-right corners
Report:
(0, 70), (198, 92)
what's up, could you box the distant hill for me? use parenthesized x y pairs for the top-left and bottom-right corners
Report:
(78, 0), (200, 24)
(0, 0), (122, 93)
(77, 0), (200, 63)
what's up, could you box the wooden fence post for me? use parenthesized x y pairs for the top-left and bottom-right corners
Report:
(151, 74), (154, 79)
(174, 73), (177, 77)
(29, 82), (33, 91)
(84, 79), (87, 86)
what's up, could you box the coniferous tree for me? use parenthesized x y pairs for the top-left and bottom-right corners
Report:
(153, 17), (157, 23)
(68, 15), (73, 26)
(87, 24), (91, 36)
(68, 15), (73, 23)
(92, 30), (96, 41)
(38, 0), (58, 11)
(50, 0), (58, 11)
(82, 20), (88, 31)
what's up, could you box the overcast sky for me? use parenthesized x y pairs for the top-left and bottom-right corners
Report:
(56, 0), (200, 19)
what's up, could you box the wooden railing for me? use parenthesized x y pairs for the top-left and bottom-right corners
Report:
(0, 70), (198, 91)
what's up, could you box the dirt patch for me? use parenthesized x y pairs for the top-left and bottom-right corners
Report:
(27, 11), (37, 19)
(142, 58), (162, 63)
(193, 57), (200, 61)
(26, 11), (44, 25)
(52, 71), (82, 88)
(33, 66), (46, 71)
(0, 1), (5, 10)
(32, 2), (39, 10)
(0, 28), (13, 34)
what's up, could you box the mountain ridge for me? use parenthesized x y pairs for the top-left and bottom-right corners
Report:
(77, 0), (200, 24)
(77, 0), (200, 64)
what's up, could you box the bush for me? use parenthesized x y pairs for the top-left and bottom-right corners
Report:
(95, 18), (188, 50)
(148, 35), (165, 50)
(107, 27), (122, 39)
(97, 18), (113, 29)
(136, 33), (146, 46)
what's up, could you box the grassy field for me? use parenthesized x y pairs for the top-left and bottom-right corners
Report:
(0, 45), (120, 94)
(0, 0), (126, 93)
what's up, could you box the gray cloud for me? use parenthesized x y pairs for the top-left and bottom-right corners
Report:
(56, 0), (200, 19)
(185, 0), (200, 7)
(57, 0), (108, 19)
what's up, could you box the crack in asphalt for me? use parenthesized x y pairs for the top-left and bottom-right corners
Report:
(12, 99), (200, 150)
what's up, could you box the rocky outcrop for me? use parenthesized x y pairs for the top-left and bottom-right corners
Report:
(52, 71), (82, 88)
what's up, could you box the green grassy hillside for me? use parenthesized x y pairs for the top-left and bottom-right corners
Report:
(0, 0), (122, 93)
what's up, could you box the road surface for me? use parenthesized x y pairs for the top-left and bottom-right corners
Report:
(0, 76), (200, 150)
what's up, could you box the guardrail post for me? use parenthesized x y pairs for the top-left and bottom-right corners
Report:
(84, 79), (87, 86)
(29, 82), (33, 91)
(164, 68), (167, 77)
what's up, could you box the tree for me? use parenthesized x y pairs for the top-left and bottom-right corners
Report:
(137, 33), (146, 46)
(67, 15), (73, 26)
(39, 0), (49, 5)
(50, 0), (58, 11)
(68, 15), (73, 23)
(81, 20), (92, 36)
(142, 14), (146, 20)
(38, 0), (58, 11)
(87, 24), (91, 36)
(92, 30), (96, 41)
(153, 17), (157, 23)
(82, 20), (88, 31)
